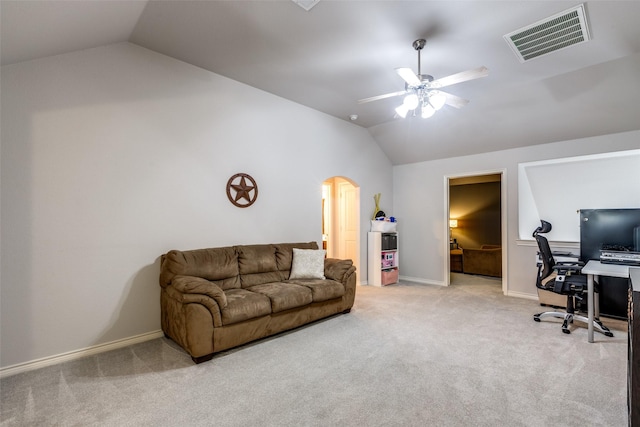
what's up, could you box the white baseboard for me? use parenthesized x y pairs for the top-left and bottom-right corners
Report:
(506, 290), (539, 300)
(362, 276), (446, 286)
(399, 275), (446, 286)
(0, 330), (164, 379)
(360, 277), (444, 287)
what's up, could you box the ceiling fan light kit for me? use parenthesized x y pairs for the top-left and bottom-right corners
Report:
(395, 104), (409, 119)
(429, 91), (446, 110)
(421, 103), (436, 119)
(403, 93), (419, 110)
(358, 38), (488, 120)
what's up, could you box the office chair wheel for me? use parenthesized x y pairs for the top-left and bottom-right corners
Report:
(561, 314), (573, 334)
(533, 314), (541, 322)
(594, 318), (614, 338)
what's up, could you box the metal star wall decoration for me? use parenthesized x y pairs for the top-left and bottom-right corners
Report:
(226, 173), (258, 208)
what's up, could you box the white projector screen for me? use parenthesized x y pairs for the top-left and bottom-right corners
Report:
(518, 149), (640, 242)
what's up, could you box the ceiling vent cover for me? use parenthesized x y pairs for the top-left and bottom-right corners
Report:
(504, 4), (590, 63)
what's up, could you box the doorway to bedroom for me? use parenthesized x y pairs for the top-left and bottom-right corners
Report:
(447, 172), (505, 291)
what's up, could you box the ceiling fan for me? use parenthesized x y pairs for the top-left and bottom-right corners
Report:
(358, 39), (488, 118)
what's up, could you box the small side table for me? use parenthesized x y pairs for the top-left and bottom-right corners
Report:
(450, 249), (463, 273)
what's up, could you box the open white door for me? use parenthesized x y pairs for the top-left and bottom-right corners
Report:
(338, 181), (358, 263)
(322, 177), (360, 282)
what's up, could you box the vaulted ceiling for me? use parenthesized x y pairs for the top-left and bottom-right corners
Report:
(2, 1), (639, 165)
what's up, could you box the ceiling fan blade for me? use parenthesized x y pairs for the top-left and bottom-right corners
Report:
(430, 66), (489, 88)
(358, 90), (407, 104)
(441, 91), (470, 109)
(395, 67), (421, 87)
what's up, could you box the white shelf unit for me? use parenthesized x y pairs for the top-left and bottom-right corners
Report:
(368, 231), (399, 286)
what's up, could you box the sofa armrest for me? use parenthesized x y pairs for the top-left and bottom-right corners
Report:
(171, 275), (227, 309)
(324, 258), (355, 283)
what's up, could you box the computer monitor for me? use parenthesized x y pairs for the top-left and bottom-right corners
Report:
(579, 208), (640, 261)
(579, 208), (640, 319)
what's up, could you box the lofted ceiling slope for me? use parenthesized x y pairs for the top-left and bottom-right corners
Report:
(2, 1), (640, 165)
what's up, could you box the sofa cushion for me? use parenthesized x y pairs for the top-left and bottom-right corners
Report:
(289, 248), (326, 280)
(221, 288), (272, 325)
(288, 278), (345, 302)
(236, 244), (282, 287)
(246, 282), (313, 313)
(160, 247), (240, 290)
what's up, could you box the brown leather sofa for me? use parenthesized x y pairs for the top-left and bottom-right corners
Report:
(159, 242), (356, 363)
(462, 245), (502, 277)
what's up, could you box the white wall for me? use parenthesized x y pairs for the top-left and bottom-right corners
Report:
(518, 150), (640, 241)
(393, 130), (640, 297)
(0, 42), (393, 368)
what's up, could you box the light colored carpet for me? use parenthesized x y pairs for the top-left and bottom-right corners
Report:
(1, 274), (629, 426)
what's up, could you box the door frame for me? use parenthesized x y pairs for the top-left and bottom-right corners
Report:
(444, 169), (508, 294)
(322, 176), (360, 282)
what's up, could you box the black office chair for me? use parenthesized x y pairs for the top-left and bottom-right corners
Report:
(532, 220), (613, 336)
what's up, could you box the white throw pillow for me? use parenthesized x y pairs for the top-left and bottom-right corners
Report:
(289, 248), (326, 279)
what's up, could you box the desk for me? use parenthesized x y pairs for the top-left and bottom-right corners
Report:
(581, 260), (630, 343)
(629, 268), (640, 426)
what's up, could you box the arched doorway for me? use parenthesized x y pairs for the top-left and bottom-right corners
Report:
(322, 177), (360, 277)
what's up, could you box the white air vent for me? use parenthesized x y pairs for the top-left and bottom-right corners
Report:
(504, 4), (590, 63)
